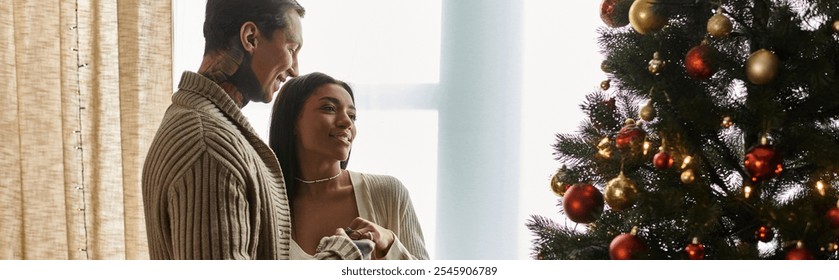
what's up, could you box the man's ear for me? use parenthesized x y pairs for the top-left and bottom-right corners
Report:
(240, 21), (260, 53)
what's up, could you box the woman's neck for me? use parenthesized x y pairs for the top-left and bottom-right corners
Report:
(295, 160), (344, 191)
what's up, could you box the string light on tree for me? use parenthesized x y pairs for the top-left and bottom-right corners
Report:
(681, 169), (696, 184)
(591, 98), (617, 130)
(821, 243), (839, 253)
(721, 116), (734, 128)
(743, 185), (754, 199)
(815, 180), (828, 196)
(598, 137), (613, 158)
(755, 225), (774, 242)
(679, 156), (695, 184)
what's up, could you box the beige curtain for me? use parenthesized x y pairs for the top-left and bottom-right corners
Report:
(1, 0), (171, 259)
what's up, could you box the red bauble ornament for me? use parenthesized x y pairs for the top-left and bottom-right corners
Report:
(562, 183), (605, 224)
(653, 150), (674, 169)
(615, 119), (645, 149)
(610, 231), (646, 260)
(684, 43), (717, 79)
(685, 238), (705, 260)
(600, 0), (629, 28)
(755, 225), (774, 243)
(744, 145), (783, 182)
(826, 206), (839, 229)
(786, 243), (814, 260)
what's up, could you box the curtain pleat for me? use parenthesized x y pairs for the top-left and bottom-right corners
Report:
(116, 0), (172, 260)
(0, 1), (24, 260)
(1, 0), (172, 260)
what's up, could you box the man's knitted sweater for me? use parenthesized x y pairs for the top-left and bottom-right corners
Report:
(142, 72), (360, 259)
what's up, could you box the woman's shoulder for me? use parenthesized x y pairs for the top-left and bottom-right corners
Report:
(350, 170), (408, 197)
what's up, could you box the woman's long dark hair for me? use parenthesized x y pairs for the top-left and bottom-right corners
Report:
(269, 72), (355, 201)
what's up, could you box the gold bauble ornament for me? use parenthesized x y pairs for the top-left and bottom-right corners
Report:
(833, 20), (839, 33)
(551, 168), (570, 196)
(681, 169), (696, 184)
(601, 79), (612, 91)
(629, 0), (667, 35)
(605, 172), (639, 211)
(746, 49), (780, 85)
(648, 52), (666, 75)
(639, 102), (656, 122)
(707, 13), (733, 38)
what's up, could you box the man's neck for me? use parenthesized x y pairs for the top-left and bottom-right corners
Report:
(197, 49), (249, 108)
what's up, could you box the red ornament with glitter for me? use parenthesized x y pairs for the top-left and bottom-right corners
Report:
(610, 227), (646, 260)
(684, 43), (717, 79)
(744, 144), (783, 182)
(826, 201), (839, 229)
(615, 119), (646, 149)
(653, 150), (674, 169)
(562, 183), (604, 224)
(786, 242), (814, 260)
(600, 0), (629, 28)
(685, 237), (705, 260)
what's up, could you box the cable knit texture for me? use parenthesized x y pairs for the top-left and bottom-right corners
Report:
(142, 71), (360, 259)
(352, 171), (429, 260)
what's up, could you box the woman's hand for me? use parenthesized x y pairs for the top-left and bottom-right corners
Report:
(345, 217), (395, 259)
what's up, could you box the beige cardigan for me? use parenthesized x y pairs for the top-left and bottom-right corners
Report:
(290, 171), (429, 260)
(142, 72), (361, 260)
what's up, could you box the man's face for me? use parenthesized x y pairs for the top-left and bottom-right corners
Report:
(250, 10), (303, 103)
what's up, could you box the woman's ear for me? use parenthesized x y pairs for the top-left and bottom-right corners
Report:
(239, 21), (260, 53)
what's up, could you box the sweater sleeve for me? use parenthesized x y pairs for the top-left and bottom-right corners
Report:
(375, 176), (430, 260)
(166, 153), (256, 259)
(313, 236), (363, 260)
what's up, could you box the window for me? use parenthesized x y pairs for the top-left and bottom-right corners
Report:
(174, 0), (602, 260)
(173, 0), (441, 259)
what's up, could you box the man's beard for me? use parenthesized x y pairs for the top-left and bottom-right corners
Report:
(229, 51), (266, 106)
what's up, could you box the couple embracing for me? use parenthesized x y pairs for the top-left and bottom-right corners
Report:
(141, 0), (427, 260)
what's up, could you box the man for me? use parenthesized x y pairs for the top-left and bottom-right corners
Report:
(142, 0), (362, 259)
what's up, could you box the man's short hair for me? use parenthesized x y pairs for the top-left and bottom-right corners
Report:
(203, 0), (305, 53)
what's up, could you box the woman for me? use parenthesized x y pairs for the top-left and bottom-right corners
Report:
(269, 72), (428, 260)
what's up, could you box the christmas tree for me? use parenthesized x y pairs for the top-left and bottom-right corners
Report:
(528, 0), (839, 260)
